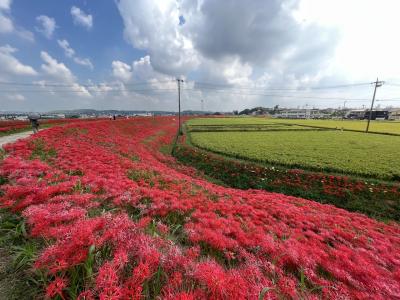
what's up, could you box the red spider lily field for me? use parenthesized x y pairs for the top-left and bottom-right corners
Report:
(0, 118), (109, 135)
(1, 117), (400, 299)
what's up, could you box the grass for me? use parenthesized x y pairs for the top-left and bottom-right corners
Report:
(0, 210), (45, 299)
(29, 139), (57, 162)
(187, 124), (326, 132)
(190, 130), (400, 180)
(0, 127), (31, 137)
(280, 119), (400, 135)
(187, 117), (400, 135)
(173, 143), (400, 221)
(0, 124), (56, 137)
(187, 118), (400, 181)
(187, 117), (277, 126)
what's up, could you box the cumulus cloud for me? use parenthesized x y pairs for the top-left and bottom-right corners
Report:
(41, 51), (76, 82)
(0, 45), (37, 76)
(112, 60), (132, 82)
(0, 0), (11, 10)
(57, 39), (94, 69)
(71, 6), (93, 30)
(40, 51), (91, 97)
(108, 55), (178, 104)
(117, 0), (199, 76)
(0, 0), (34, 41)
(35, 15), (56, 39)
(116, 0), (338, 90)
(186, 1), (295, 64)
(0, 14), (13, 33)
(0, 0), (13, 33)
(113, 0), (349, 110)
(113, 56), (176, 87)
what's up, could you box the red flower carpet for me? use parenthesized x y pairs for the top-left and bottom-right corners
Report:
(1, 117), (399, 299)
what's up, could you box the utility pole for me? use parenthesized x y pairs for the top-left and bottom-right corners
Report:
(176, 78), (184, 135)
(366, 78), (384, 133)
(342, 100), (347, 120)
(201, 99), (204, 113)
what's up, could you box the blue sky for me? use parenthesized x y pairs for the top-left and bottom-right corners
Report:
(1, 0), (400, 112)
(7, 0), (143, 82)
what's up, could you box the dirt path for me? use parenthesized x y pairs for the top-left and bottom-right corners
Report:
(0, 131), (33, 148)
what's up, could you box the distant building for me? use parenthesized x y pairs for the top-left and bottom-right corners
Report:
(274, 109), (330, 119)
(389, 109), (400, 120)
(133, 113), (153, 117)
(14, 115), (29, 120)
(40, 114), (66, 119)
(363, 110), (389, 120)
(345, 110), (390, 120)
(346, 110), (366, 119)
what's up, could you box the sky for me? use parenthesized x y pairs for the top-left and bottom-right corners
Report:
(1, 0), (400, 112)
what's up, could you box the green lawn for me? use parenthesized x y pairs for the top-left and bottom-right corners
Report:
(190, 129), (400, 180)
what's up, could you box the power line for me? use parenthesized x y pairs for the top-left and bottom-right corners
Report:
(193, 81), (372, 91)
(0, 88), (178, 93)
(0, 80), (372, 91)
(0, 80), (175, 88)
(1, 78), (398, 102)
(4, 86), (397, 102)
(376, 99), (400, 102)
(183, 88), (372, 101)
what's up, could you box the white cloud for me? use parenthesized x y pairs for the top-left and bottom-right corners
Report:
(0, 45), (37, 76)
(71, 6), (93, 30)
(0, 0), (12, 10)
(35, 15), (56, 39)
(6, 93), (25, 101)
(117, 0), (199, 76)
(112, 60), (132, 82)
(16, 28), (34, 42)
(0, 14), (12, 33)
(295, 0), (400, 82)
(109, 56), (178, 104)
(73, 57), (93, 69)
(0, 0), (13, 33)
(57, 39), (94, 69)
(41, 51), (76, 82)
(112, 56), (175, 88)
(87, 80), (114, 95)
(115, 0), (400, 111)
(40, 51), (91, 97)
(131, 55), (176, 89)
(57, 39), (75, 57)
(0, 0), (34, 41)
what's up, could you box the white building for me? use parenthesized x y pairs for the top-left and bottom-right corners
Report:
(389, 109), (400, 120)
(275, 109), (330, 119)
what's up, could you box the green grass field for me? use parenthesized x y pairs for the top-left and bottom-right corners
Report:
(187, 117), (400, 134)
(279, 119), (400, 135)
(187, 118), (400, 180)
